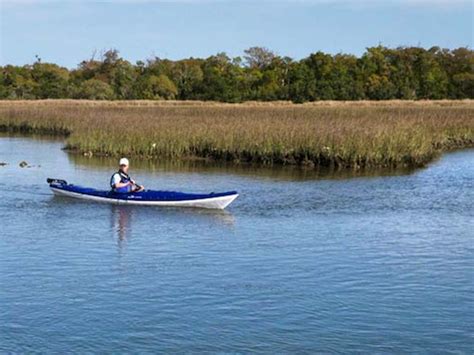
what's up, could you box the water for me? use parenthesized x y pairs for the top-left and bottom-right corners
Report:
(1, 136), (473, 353)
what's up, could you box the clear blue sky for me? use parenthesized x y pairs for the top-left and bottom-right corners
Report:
(0, 0), (472, 68)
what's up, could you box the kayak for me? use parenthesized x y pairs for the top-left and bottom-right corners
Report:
(47, 178), (238, 210)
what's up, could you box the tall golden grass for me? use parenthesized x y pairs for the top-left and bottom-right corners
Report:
(0, 100), (473, 169)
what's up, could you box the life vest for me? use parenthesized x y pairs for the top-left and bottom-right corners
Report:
(110, 170), (132, 193)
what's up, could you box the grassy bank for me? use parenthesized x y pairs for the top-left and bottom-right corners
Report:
(0, 100), (473, 169)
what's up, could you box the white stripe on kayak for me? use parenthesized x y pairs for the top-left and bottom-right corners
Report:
(50, 187), (238, 210)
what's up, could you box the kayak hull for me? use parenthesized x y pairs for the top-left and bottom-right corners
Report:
(48, 180), (238, 210)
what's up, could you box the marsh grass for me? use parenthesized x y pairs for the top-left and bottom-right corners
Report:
(0, 100), (472, 169)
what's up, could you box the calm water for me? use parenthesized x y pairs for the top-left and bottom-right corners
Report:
(1, 136), (473, 353)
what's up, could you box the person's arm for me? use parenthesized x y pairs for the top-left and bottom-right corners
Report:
(112, 174), (132, 189)
(114, 181), (132, 188)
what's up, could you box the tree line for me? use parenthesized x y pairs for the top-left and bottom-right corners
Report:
(1, 46), (472, 102)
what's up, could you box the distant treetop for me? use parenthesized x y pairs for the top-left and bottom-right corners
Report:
(1, 46), (472, 102)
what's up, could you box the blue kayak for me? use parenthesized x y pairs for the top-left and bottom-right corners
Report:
(47, 178), (238, 209)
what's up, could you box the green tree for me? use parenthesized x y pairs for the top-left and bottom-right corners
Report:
(75, 79), (115, 100)
(31, 62), (69, 99)
(452, 72), (474, 99)
(171, 59), (204, 100)
(1, 65), (37, 99)
(412, 47), (448, 99)
(288, 61), (315, 103)
(0, 46), (472, 102)
(140, 74), (178, 99)
(109, 60), (136, 99)
(361, 46), (397, 99)
(387, 48), (417, 99)
(199, 53), (244, 102)
(440, 47), (474, 98)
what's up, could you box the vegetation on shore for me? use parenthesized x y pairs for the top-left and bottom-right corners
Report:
(0, 100), (472, 169)
(1, 46), (473, 103)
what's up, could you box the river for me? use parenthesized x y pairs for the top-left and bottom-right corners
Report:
(0, 135), (473, 353)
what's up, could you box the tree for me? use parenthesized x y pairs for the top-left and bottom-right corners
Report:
(387, 48), (417, 99)
(140, 74), (177, 99)
(442, 47), (474, 98)
(288, 61), (314, 103)
(244, 47), (276, 69)
(109, 60), (136, 99)
(171, 59), (204, 100)
(75, 79), (115, 100)
(1, 65), (37, 99)
(198, 53), (244, 102)
(325, 54), (365, 100)
(361, 46), (397, 99)
(102, 49), (120, 66)
(0, 46), (472, 102)
(452, 72), (474, 99)
(31, 62), (69, 99)
(304, 52), (335, 100)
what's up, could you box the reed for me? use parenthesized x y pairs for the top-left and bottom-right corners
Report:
(0, 100), (472, 169)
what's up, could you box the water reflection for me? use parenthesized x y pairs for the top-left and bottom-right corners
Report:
(0, 132), (65, 142)
(3, 135), (474, 353)
(110, 204), (235, 249)
(176, 208), (236, 227)
(111, 205), (132, 249)
(70, 152), (416, 182)
(49, 195), (235, 249)
(0, 132), (433, 182)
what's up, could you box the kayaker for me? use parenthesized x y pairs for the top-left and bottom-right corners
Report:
(110, 158), (144, 193)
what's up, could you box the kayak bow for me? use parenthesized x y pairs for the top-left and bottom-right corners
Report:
(47, 178), (238, 210)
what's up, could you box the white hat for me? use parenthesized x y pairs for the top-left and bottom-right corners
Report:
(119, 157), (129, 166)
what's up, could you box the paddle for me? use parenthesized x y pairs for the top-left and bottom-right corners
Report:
(131, 181), (144, 192)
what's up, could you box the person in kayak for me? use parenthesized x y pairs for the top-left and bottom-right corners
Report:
(110, 158), (144, 193)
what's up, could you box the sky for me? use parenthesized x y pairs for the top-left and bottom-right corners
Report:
(0, 0), (472, 68)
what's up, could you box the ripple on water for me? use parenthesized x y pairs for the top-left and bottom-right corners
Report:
(1, 137), (473, 353)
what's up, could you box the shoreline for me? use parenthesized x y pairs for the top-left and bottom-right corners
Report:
(1, 98), (473, 107)
(3, 123), (472, 171)
(1, 100), (473, 170)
